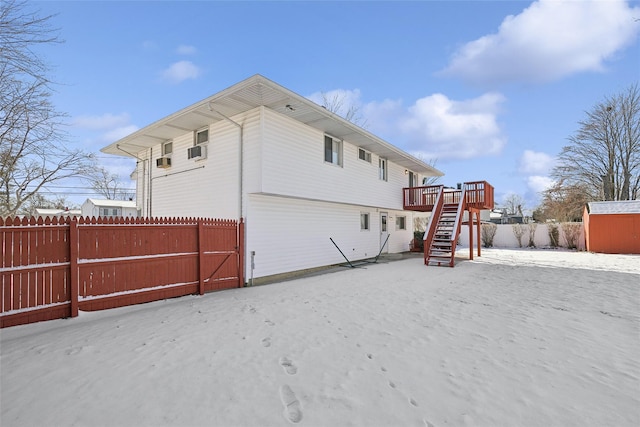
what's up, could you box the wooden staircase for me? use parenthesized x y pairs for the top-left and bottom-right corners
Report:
(426, 203), (461, 266)
(423, 187), (465, 267)
(404, 181), (493, 268)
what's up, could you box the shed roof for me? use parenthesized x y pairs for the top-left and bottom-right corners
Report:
(85, 199), (137, 208)
(101, 74), (443, 176)
(587, 200), (640, 215)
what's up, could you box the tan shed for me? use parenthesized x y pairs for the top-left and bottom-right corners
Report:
(583, 201), (640, 254)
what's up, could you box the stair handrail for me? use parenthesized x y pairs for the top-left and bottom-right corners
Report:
(423, 186), (444, 264)
(448, 187), (467, 266)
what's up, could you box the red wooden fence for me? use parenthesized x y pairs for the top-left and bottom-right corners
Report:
(1, 216), (244, 328)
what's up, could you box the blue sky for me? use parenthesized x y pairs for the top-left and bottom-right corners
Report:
(35, 0), (640, 211)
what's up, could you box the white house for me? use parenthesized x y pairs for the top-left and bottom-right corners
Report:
(102, 75), (443, 282)
(81, 199), (138, 218)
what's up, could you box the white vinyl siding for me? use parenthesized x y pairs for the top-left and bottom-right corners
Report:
(260, 108), (408, 210)
(147, 109), (261, 219)
(246, 194), (414, 279)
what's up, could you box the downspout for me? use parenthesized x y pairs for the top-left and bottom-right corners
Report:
(208, 103), (246, 283)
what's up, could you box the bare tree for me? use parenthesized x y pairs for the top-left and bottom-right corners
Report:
(320, 91), (368, 128)
(0, 0), (93, 217)
(503, 193), (525, 216)
(84, 166), (134, 200)
(538, 180), (590, 222)
(552, 83), (640, 201)
(17, 192), (75, 216)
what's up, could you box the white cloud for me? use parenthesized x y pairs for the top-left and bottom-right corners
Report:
(103, 125), (139, 143)
(362, 99), (404, 135)
(518, 150), (556, 196)
(71, 113), (138, 147)
(160, 60), (202, 84)
(441, 0), (640, 85)
(396, 92), (507, 160)
(307, 88), (507, 161)
(527, 175), (555, 193)
(519, 150), (555, 175)
(176, 45), (197, 55)
(72, 113), (131, 130)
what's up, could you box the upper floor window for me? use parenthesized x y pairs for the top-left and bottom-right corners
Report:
(358, 148), (371, 163)
(195, 128), (209, 145)
(379, 158), (388, 181)
(324, 135), (343, 166)
(162, 141), (173, 156)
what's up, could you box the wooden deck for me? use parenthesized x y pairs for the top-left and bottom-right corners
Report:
(403, 181), (494, 212)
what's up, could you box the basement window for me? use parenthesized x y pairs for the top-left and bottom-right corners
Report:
(360, 213), (370, 231)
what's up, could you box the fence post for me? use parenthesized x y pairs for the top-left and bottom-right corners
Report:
(198, 219), (205, 295)
(69, 217), (79, 318)
(238, 218), (245, 288)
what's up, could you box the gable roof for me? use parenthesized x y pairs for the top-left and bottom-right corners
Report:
(101, 74), (443, 176)
(587, 200), (640, 215)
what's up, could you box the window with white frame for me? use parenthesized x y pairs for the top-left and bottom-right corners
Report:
(162, 141), (173, 156)
(396, 216), (406, 230)
(324, 135), (343, 166)
(379, 158), (388, 181)
(360, 212), (370, 231)
(358, 148), (371, 163)
(100, 207), (121, 217)
(195, 128), (209, 145)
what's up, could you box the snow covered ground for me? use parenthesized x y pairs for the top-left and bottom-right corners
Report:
(1, 248), (639, 427)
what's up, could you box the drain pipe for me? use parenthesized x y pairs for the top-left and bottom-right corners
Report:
(208, 103), (246, 283)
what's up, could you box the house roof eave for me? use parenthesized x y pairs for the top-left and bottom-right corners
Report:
(101, 74), (443, 177)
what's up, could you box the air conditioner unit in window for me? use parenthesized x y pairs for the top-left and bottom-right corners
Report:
(187, 145), (206, 160)
(156, 157), (171, 168)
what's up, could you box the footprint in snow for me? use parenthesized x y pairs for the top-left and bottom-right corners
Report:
(279, 357), (297, 375)
(265, 319), (275, 326)
(261, 337), (271, 347)
(280, 385), (303, 423)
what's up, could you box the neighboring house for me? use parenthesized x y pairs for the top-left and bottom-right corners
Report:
(81, 199), (138, 219)
(34, 208), (82, 218)
(102, 74), (443, 282)
(583, 200), (640, 254)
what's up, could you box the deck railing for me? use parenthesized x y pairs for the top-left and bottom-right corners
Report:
(403, 181), (494, 211)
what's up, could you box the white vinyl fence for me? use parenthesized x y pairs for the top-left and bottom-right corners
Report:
(459, 223), (586, 250)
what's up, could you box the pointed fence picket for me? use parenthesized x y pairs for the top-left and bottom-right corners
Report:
(1, 216), (244, 328)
